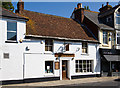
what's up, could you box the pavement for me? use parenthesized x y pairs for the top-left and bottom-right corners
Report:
(2, 76), (120, 87)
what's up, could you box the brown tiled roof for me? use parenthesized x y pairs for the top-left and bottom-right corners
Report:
(0, 7), (28, 20)
(22, 10), (97, 42)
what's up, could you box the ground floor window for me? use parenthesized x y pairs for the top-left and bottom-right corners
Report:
(45, 61), (53, 73)
(112, 61), (120, 72)
(75, 60), (93, 73)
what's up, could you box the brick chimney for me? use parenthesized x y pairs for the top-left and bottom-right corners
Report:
(74, 3), (84, 23)
(99, 2), (112, 14)
(15, 0), (24, 14)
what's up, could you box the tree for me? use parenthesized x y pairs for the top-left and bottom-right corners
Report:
(2, 1), (14, 12)
(84, 6), (90, 11)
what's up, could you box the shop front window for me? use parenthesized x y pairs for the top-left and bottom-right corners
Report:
(112, 62), (120, 72)
(75, 60), (93, 73)
(45, 61), (53, 73)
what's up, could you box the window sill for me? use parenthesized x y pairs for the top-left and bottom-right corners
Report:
(81, 53), (89, 55)
(102, 44), (109, 47)
(75, 72), (94, 74)
(5, 41), (18, 43)
(44, 73), (54, 77)
(44, 51), (53, 54)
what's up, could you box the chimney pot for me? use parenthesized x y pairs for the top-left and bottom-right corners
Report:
(107, 2), (109, 6)
(102, 4), (104, 8)
(16, 0), (24, 14)
(77, 3), (82, 9)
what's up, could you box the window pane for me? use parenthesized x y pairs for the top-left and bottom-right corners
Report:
(45, 61), (53, 73)
(7, 32), (16, 40)
(45, 40), (53, 51)
(48, 46), (53, 51)
(7, 22), (17, 31)
(116, 17), (120, 24)
(117, 37), (120, 44)
(103, 31), (108, 44)
(82, 42), (88, 53)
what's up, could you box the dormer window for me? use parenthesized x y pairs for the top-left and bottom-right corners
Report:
(106, 16), (112, 22)
(7, 21), (17, 41)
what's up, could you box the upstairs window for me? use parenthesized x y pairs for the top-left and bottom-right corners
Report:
(116, 17), (120, 24)
(7, 21), (17, 41)
(82, 42), (88, 54)
(103, 31), (108, 44)
(117, 32), (120, 44)
(45, 40), (53, 51)
(65, 44), (69, 51)
(106, 16), (112, 22)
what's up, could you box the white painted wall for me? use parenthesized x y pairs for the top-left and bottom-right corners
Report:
(0, 18), (100, 81)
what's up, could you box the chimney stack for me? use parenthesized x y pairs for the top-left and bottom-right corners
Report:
(99, 2), (112, 15)
(15, 0), (24, 14)
(73, 3), (84, 23)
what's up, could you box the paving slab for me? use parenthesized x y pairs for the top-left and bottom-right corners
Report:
(2, 76), (120, 87)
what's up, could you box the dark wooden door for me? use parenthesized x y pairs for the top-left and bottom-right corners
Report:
(62, 60), (67, 79)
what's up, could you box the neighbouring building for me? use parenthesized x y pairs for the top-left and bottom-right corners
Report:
(0, 1), (100, 83)
(71, 2), (120, 77)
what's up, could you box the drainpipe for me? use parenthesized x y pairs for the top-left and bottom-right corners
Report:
(109, 61), (112, 76)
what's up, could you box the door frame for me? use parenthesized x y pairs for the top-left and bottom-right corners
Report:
(60, 58), (71, 80)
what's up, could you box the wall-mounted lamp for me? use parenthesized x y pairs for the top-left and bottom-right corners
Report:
(56, 57), (59, 60)
(72, 58), (74, 60)
(109, 32), (112, 36)
(26, 46), (30, 51)
(41, 40), (44, 44)
(19, 38), (23, 43)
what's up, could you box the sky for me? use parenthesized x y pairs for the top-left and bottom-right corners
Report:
(12, 2), (118, 18)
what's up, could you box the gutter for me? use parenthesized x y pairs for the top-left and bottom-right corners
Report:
(0, 15), (29, 21)
(25, 35), (100, 44)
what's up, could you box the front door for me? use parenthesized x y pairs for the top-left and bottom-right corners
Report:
(62, 60), (68, 79)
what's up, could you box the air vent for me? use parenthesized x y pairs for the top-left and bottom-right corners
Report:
(3, 53), (9, 59)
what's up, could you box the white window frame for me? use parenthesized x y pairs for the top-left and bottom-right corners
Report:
(7, 21), (17, 42)
(45, 61), (54, 74)
(82, 42), (88, 54)
(75, 60), (93, 73)
(103, 31), (108, 44)
(45, 40), (53, 52)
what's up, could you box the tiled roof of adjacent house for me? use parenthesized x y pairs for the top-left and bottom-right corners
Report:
(0, 7), (28, 20)
(84, 10), (114, 30)
(21, 10), (97, 42)
(98, 4), (120, 18)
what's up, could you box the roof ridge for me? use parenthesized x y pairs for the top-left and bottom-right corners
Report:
(84, 10), (99, 13)
(24, 9), (72, 20)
